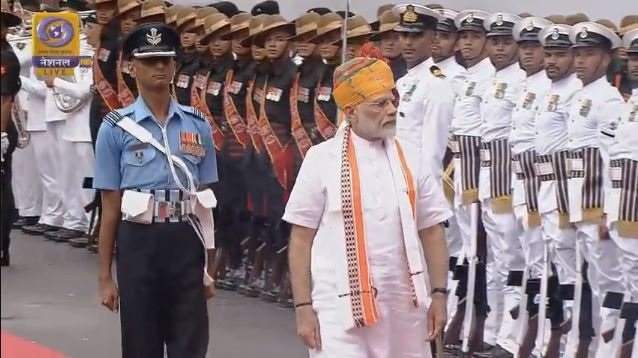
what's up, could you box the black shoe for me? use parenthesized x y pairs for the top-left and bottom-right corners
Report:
(69, 237), (89, 248)
(23, 223), (59, 236)
(490, 345), (514, 358)
(51, 229), (85, 242)
(0, 252), (9, 267)
(13, 217), (28, 229)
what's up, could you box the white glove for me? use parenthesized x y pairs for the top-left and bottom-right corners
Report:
(1, 132), (8, 155)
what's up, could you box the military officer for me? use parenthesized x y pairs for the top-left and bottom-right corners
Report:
(1, 4), (22, 266)
(370, 10), (407, 81)
(393, 4), (454, 179)
(607, 27), (638, 358)
(508, 15), (553, 356)
(445, 10), (494, 354)
(564, 21), (625, 357)
(94, 23), (218, 358)
(173, 6), (201, 105)
(289, 12), (326, 161)
(309, 13), (342, 128)
(532, 23), (582, 357)
(431, 8), (465, 80)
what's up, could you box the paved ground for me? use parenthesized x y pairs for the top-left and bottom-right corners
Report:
(1, 230), (307, 358)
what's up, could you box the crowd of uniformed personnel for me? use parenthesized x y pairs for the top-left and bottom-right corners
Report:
(1, 0), (638, 357)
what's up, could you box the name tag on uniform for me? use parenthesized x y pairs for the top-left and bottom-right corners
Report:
(194, 74), (207, 90)
(253, 88), (263, 102)
(98, 48), (110, 62)
(266, 87), (283, 102)
(297, 87), (310, 103)
(176, 74), (190, 89)
(402, 84), (417, 102)
(317, 86), (332, 102)
(206, 82), (222, 96)
(180, 131), (205, 157)
(229, 81), (243, 94)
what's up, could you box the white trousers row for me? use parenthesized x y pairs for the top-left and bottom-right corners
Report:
(12, 122), (94, 232)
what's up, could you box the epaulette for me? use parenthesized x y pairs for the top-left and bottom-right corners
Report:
(178, 104), (207, 122)
(430, 65), (446, 78)
(103, 110), (124, 127)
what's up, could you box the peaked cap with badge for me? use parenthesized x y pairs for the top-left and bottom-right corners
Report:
(484, 12), (522, 37)
(454, 9), (490, 33)
(513, 16), (553, 43)
(539, 24), (574, 48)
(123, 22), (181, 59)
(434, 8), (459, 32)
(570, 21), (621, 49)
(624, 27), (638, 53)
(392, 4), (441, 33)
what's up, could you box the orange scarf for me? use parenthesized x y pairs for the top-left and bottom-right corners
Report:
(340, 126), (417, 327)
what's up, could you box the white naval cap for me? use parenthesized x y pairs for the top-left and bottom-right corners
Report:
(433, 8), (459, 32)
(392, 4), (443, 33)
(454, 9), (490, 33)
(623, 27), (638, 53)
(570, 21), (621, 49)
(539, 24), (574, 48)
(513, 16), (553, 43)
(484, 12), (522, 37)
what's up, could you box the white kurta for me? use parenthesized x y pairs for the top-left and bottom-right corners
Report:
(284, 132), (451, 357)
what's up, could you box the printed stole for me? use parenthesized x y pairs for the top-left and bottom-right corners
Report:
(189, 71), (223, 151)
(569, 148), (604, 222)
(245, 78), (265, 153)
(537, 152), (571, 228)
(116, 51), (135, 107)
(514, 150), (541, 228)
(222, 70), (249, 147)
(290, 74), (337, 158)
(481, 138), (513, 213)
(610, 158), (638, 238)
(92, 48), (121, 111)
(340, 127), (417, 327)
(257, 78), (293, 190)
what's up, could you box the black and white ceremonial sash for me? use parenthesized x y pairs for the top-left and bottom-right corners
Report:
(514, 150), (540, 228)
(453, 135), (481, 205)
(569, 147), (604, 223)
(482, 138), (513, 213)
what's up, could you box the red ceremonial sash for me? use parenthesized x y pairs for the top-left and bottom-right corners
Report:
(222, 70), (250, 148)
(93, 49), (121, 111)
(116, 52), (135, 107)
(257, 81), (292, 190)
(290, 73), (313, 157)
(245, 78), (265, 153)
(190, 71), (223, 151)
(313, 98), (337, 141)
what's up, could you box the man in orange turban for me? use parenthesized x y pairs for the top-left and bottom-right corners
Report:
(284, 57), (451, 357)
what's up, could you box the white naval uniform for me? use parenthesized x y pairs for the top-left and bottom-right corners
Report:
(535, 73), (581, 315)
(53, 44), (95, 233)
(479, 61), (526, 350)
(8, 36), (43, 219)
(395, 57), (454, 178)
(510, 70), (551, 279)
(434, 56), (465, 85)
(565, 76), (625, 355)
(283, 132), (452, 358)
(449, 57), (494, 262)
(20, 71), (65, 227)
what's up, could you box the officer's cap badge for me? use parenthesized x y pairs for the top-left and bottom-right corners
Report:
(579, 27), (588, 39)
(526, 22), (534, 31)
(403, 5), (418, 23)
(551, 28), (560, 40)
(146, 28), (162, 46)
(430, 65), (445, 78)
(496, 14), (503, 26)
(466, 12), (474, 23)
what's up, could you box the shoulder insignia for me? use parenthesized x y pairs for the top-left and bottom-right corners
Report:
(430, 65), (445, 79)
(179, 104), (206, 121)
(104, 110), (124, 127)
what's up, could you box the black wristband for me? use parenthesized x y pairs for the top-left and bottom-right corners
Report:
(431, 288), (449, 296)
(294, 301), (312, 309)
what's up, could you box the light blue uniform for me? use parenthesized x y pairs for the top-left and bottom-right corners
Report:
(93, 97), (218, 191)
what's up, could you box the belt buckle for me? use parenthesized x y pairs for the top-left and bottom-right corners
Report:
(158, 201), (182, 220)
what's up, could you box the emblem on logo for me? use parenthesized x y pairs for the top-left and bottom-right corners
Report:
(526, 21), (534, 31)
(146, 28), (162, 46)
(466, 13), (474, 23)
(494, 82), (508, 99)
(579, 99), (592, 117)
(546, 94), (559, 112)
(403, 5), (418, 23)
(579, 27), (588, 39)
(36, 17), (75, 48)
(551, 28), (560, 40)
(496, 14), (503, 26)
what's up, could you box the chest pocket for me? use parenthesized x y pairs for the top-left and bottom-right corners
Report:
(123, 145), (157, 167)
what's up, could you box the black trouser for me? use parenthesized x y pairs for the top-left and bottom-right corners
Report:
(1, 155), (15, 257)
(216, 155), (249, 268)
(116, 221), (209, 358)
